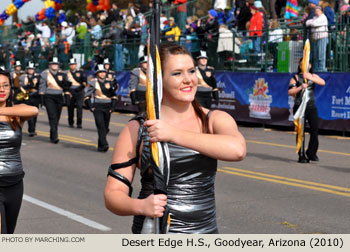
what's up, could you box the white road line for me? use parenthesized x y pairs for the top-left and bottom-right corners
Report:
(23, 194), (111, 232)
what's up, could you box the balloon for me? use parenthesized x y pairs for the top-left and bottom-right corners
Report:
(93, 0), (99, 5)
(0, 10), (9, 21)
(0, 20), (4, 26)
(45, 6), (56, 19)
(55, 3), (62, 11)
(6, 3), (18, 16)
(14, 0), (24, 9)
(86, 0), (92, 3)
(87, 2), (97, 12)
(54, 0), (63, 4)
(44, 0), (55, 9)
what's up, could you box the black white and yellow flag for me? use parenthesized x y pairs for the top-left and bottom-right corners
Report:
(294, 39), (311, 153)
(141, 0), (170, 234)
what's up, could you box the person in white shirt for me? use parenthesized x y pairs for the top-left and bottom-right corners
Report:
(306, 6), (328, 72)
(35, 21), (51, 46)
(61, 21), (75, 45)
(268, 19), (283, 70)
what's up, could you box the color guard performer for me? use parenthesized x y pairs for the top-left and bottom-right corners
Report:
(288, 60), (325, 163)
(66, 58), (87, 128)
(18, 61), (41, 136)
(103, 58), (116, 81)
(85, 64), (118, 152)
(196, 51), (219, 109)
(39, 57), (71, 143)
(10, 61), (25, 104)
(128, 56), (148, 113)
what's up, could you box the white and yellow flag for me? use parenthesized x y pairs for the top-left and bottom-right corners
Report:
(294, 39), (311, 153)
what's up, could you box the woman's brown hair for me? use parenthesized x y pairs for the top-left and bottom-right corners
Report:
(159, 43), (209, 133)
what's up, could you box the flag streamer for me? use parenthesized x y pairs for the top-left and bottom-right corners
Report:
(294, 39), (311, 153)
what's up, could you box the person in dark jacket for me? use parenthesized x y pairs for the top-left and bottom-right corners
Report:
(236, 0), (253, 32)
(196, 9), (219, 67)
(103, 3), (121, 25)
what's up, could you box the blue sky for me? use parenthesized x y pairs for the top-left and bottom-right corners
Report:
(0, 0), (44, 25)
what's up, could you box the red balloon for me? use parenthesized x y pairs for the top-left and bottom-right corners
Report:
(87, 2), (96, 12)
(55, 3), (62, 11)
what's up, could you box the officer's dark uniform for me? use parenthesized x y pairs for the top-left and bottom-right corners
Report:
(19, 61), (41, 136)
(85, 64), (118, 152)
(66, 58), (87, 128)
(39, 57), (71, 143)
(196, 51), (219, 109)
(10, 61), (25, 104)
(128, 56), (147, 113)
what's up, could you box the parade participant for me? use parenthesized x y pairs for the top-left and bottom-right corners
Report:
(66, 58), (87, 128)
(288, 58), (325, 163)
(128, 56), (148, 113)
(19, 61), (41, 136)
(39, 57), (70, 144)
(104, 43), (246, 233)
(0, 68), (38, 234)
(195, 51), (219, 109)
(86, 64), (118, 152)
(103, 58), (116, 81)
(10, 61), (25, 104)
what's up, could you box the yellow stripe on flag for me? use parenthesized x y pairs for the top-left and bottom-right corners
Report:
(146, 45), (160, 167)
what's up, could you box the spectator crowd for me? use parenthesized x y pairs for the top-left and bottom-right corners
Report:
(0, 0), (349, 73)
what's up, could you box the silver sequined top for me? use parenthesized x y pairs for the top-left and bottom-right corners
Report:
(0, 122), (23, 176)
(131, 114), (218, 234)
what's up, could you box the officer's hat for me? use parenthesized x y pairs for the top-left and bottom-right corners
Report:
(69, 58), (77, 65)
(49, 56), (59, 64)
(15, 60), (22, 67)
(26, 61), (35, 69)
(95, 64), (106, 74)
(139, 56), (148, 64)
(103, 58), (110, 65)
(197, 51), (208, 60)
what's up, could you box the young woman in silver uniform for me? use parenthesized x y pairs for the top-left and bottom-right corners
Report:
(104, 44), (246, 233)
(0, 68), (38, 233)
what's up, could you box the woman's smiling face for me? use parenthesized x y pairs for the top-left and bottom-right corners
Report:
(0, 74), (11, 105)
(162, 54), (198, 104)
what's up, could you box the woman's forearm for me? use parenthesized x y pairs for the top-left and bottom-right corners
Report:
(104, 189), (144, 216)
(0, 104), (39, 118)
(172, 130), (246, 161)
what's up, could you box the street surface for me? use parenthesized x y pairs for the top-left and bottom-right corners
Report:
(15, 107), (350, 234)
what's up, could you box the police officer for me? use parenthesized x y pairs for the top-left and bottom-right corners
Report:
(39, 56), (71, 143)
(66, 57), (87, 128)
(196, 51), (219, 109)
(103, 58), (116, 81)
(85, 64), (118, 152)
(19, 61), (41, 137)
(11, 60), (25, 104)
(128, 55), (148, 113)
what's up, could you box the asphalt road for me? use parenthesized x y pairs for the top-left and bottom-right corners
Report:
(14, 107), (350, 234)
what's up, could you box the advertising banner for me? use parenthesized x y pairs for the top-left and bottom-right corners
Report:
(112, 71), (350, 133)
